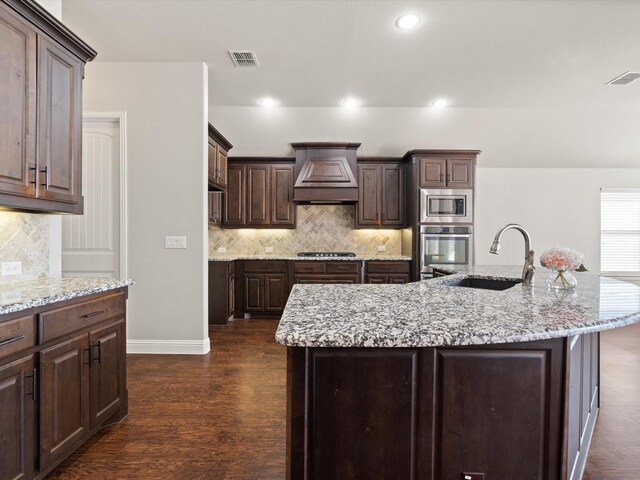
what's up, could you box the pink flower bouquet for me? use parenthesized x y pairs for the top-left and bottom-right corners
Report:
(539, 247), (586, 272)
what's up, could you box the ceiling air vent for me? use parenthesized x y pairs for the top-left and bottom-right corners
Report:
(228, 50), (259, 67)
(606, 71), (640, 85)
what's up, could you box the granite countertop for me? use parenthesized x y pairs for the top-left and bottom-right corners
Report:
(275, 265), (640, 348)
(0, 277), (134, 316)
(209, 254), (412, 262)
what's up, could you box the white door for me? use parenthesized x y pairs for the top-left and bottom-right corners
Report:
(62, 119), (120, 278)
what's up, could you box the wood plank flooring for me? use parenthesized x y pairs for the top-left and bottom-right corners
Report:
(48, 320), (640, 479)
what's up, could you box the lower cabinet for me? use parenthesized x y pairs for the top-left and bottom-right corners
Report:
(238, 261), (289, 317)
(364, 261), (410, 284)
(209, 261), (236, 325)
(0, 288), (128, 480)
(0, 355), (36, 480)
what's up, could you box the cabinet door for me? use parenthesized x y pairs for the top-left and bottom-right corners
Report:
(0, 355), (36, 480)
(208, 192), (222, 225)
(446, 158), (473, 188)
(244, 274), (264, 312)
(36, 36), (83, 206)
(419, 158), (446, 187)
(40, 333), (90, 470)
(357, 165), (380, 226)
(217, 147), (228, 190)
(381, 164), (404, 226)
(0, 6), (37, 199)
(207, 140), (218, 186)
(224, 165), (245, 226)
(247, 165), (270, 225)
(264, 273), (288, 312)
(271, 165), (295, 226)
(89, 320), (126, 428)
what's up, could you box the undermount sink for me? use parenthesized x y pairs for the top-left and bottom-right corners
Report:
(447, 277), (521, 291)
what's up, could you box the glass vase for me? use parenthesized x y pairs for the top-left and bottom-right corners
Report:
(545, 268), (577, 290)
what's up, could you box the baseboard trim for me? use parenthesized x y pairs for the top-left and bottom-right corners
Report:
(127, 338), (211, 355)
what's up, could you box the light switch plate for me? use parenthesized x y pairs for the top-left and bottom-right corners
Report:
(165, 236), (187, 249)
(265, 247), (274, 253)
(1, 261), (22, 276)
(377, 245), (386, 252)
(217, 247), (226, 253)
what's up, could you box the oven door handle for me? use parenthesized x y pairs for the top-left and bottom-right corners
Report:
(422, 234), (472, 238)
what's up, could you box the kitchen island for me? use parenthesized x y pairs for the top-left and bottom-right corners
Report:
(275, 266), (640, 480)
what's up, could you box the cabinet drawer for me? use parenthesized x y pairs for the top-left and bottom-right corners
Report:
(293, 262), (326, 274)
(243, 261), (287, 273)
(326, 262), (360, 274)
(294, 274), (360, 285)
(0, 315), (36, 359)
(366, 261), (410, 274)
(39, 292), (126, 344)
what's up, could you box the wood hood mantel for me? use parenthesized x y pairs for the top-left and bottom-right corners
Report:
(292, 142), (361, 203)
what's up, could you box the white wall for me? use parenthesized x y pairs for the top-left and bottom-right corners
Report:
(85, 62), (209, 354)
(210, 106), (640, 273)
(209, 106), (640, 168)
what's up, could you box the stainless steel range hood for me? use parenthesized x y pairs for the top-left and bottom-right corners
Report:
(292, 142), (360, 203)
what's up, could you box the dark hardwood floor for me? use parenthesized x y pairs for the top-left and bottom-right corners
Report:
(48, 320), (640, 479)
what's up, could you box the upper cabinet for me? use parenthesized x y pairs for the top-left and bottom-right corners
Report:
(356, 161), (405, 228)
(0, 0), (96, 214)
(224, 160), (296, 229)
(208, 124), (233, 191)
(415, 153), (478, 189)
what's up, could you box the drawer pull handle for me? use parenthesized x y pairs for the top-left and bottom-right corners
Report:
(336, 266), (349, 270)
(26, 369), (37, 401)
(82, 310), (105, 319)
(84, 347), (92, 367)
(0, 335), (25, 347)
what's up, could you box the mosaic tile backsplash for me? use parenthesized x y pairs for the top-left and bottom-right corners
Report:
(209, 205), (403, 256)
(0, 213), (50, 279)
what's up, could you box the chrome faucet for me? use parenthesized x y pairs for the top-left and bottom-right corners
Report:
(489, 223), (535, 286)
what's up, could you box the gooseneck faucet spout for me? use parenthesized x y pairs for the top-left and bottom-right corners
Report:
(489, 223), (535, 286)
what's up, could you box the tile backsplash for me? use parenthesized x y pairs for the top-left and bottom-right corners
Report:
(0, 213), (50, 279)
(209, 205), (402, 256)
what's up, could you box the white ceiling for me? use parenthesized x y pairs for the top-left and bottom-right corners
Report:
(61, 0), (640, 108)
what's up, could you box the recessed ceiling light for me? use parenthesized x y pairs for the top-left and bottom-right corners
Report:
(432, 99), (449, 108)
(395, 13), (421, 30)
(341, 98), (361, 107)
(259, 98), (278, 107)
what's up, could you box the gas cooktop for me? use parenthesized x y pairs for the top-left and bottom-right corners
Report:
(297, 252), (357, 258)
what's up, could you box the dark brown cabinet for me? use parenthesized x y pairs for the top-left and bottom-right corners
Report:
(208, 192), (223, 225)
(239, 261), (289, 316)
(291, 261), (361, 285)
(357, 162), (405, 228)
(364, 261), (410, 284)
(418, 156), (474, 189)
(0, 354), (36, 480)
(208, 124), (232, 191)
(208, 261), (236, 325)
(224, 160), (296, 229)
(40, 333), (90, 470)
(0, 288), (128, 480)
(0, 1), (96, 214)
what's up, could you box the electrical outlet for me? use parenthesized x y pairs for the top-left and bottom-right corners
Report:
(165, 236), (187, 249)
(265, 246), (274, 253)
(462, 473), (485, 480)
(377, 245), (386, 252)
(1, 261), (22, 276)
(217, 247), (226, 253)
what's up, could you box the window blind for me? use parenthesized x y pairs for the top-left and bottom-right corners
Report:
(601, 188), (640, 275)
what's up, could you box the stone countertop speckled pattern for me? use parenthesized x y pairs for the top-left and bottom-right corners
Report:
(0, 278), (134, 316)
(275, 265), (640, 348)
(209, 254), (412, 262)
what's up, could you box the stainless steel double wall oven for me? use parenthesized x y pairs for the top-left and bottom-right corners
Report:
(419, 189), (473, 278)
